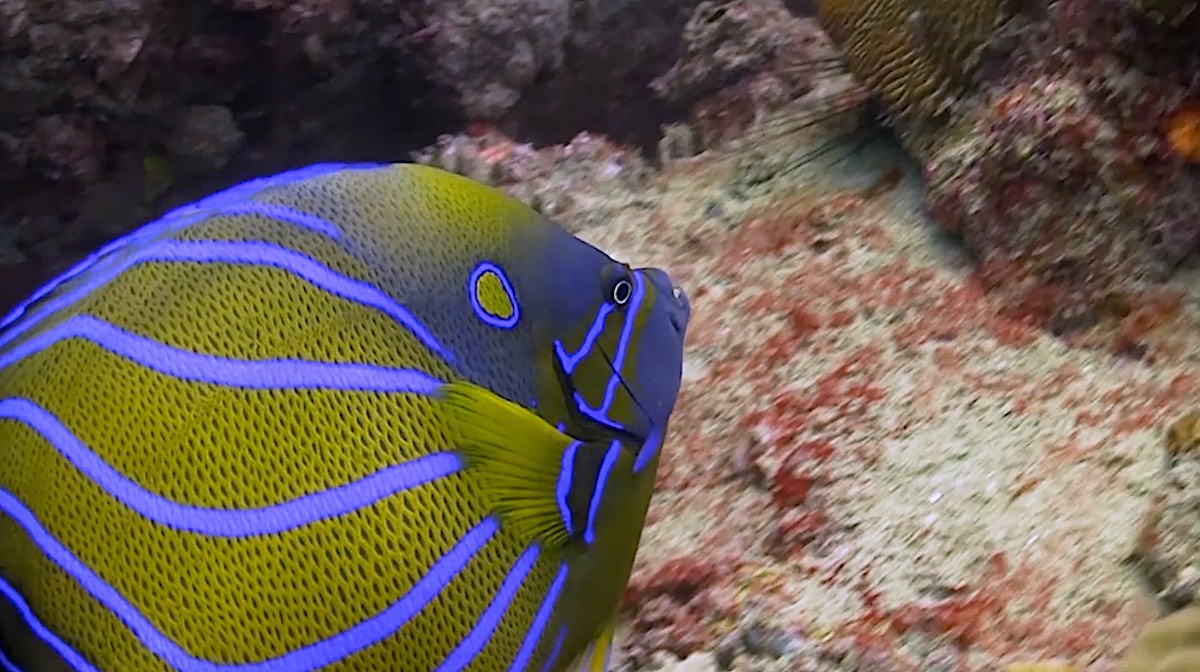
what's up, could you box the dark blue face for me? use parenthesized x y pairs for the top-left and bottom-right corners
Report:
(532, 225), (689, 467)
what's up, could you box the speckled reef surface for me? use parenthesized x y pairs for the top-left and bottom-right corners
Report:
(2, 0), (1199, 670)
(408, 116), (1199, 670)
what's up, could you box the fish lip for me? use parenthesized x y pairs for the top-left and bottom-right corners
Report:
(669, 284), (690, 333)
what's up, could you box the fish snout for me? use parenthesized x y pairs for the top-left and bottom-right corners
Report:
(643, 267), (690, 335)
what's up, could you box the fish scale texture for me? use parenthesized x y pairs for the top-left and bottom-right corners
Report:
(815, 0), (1014, 119)
(0, 163), (662, 672)
(0, 201), (526, 668)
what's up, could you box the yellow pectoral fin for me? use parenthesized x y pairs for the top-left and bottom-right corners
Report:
(438, 382), (630, 549)
(572, 619), (616, 672)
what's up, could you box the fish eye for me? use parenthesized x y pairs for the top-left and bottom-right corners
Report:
(611, 277), (633, 305)
(600, 264), (635, 306)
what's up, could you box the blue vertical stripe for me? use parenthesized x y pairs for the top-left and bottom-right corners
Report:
(0, 163), (380, 342)
(433, 544), (542, 672)
(539, 627), (567, 672)
(507, 563), (568, 672)
(0, 396), (460, 536)
(556, 442), (579, 536)
(583, 441), (621, 545)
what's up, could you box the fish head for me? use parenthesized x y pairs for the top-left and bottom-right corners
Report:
(529, 224), (690, 452)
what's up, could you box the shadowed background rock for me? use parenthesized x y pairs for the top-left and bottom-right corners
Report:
(0, 0), (700, 312)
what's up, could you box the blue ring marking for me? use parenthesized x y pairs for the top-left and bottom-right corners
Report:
(0, 397), (459, 537)
(633, 426), (662, 474)
(0, 163), (380, 338)
(507, 563), (568, 672)
(0, 315), (443, 393)
(583, 441), (621, 546)
(433, 544), (541, 672)
(555, 442), (579, 536)
(0, 581), (100, 672)
(539, 627), (567, 672)
(0, 495), (498, 672)
(467, 262), (520, 330)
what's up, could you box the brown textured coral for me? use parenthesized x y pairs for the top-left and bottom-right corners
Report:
(1131, 0), (1199, 24)
(814, 0), (1017, 121)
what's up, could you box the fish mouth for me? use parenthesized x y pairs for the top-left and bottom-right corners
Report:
(598, 345), (655, 439)
(552, 345), (652, 444)
(668, 284), (690, 334)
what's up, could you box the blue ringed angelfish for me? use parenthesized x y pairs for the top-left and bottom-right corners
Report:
(0, 162), (690, 671)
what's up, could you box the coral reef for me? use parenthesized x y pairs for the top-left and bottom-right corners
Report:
(410, 125), (657, 228)
(405, 117), (1200, 671)
(1132, 409), (1200, 612)
(809, 0), (1200, 337)
(422, 0), (572, 119)
(3, 0), (1199, 669)
(650, 0), (856, 155)
(432, 0), (701, 148)
(0, 0), (698, 320)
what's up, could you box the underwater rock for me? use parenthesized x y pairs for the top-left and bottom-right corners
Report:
(411, 126), (657, 230)
(165, 105), (246, 172)
(1134, 410), (1200, 611)
(1130, 0), (1199, 24)
(0, 0), (696, 314)
(423, 0), (572, 119)
(651, 0), (843, 152)
(807, 0), (1200, 330)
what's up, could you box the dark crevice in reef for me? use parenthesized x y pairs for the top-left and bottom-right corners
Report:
(0, 65), (462, 316)
(498, 66), (690, 157)
(492, 4), (696, 156)
(781, 0), (818, 16)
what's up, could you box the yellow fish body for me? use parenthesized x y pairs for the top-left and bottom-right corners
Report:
(0, 163), (690, 671)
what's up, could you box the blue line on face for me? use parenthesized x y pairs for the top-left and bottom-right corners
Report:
(553, 304), (613, 375)
(633, 426), (662, 474)
(539, 626), (567, 672)
(563, 272), (646, 431)
(468, 262), (521, 330)
(0, 492), (500, 671)
(583, 441), (621, 545)
(555, 442), (579, 536)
